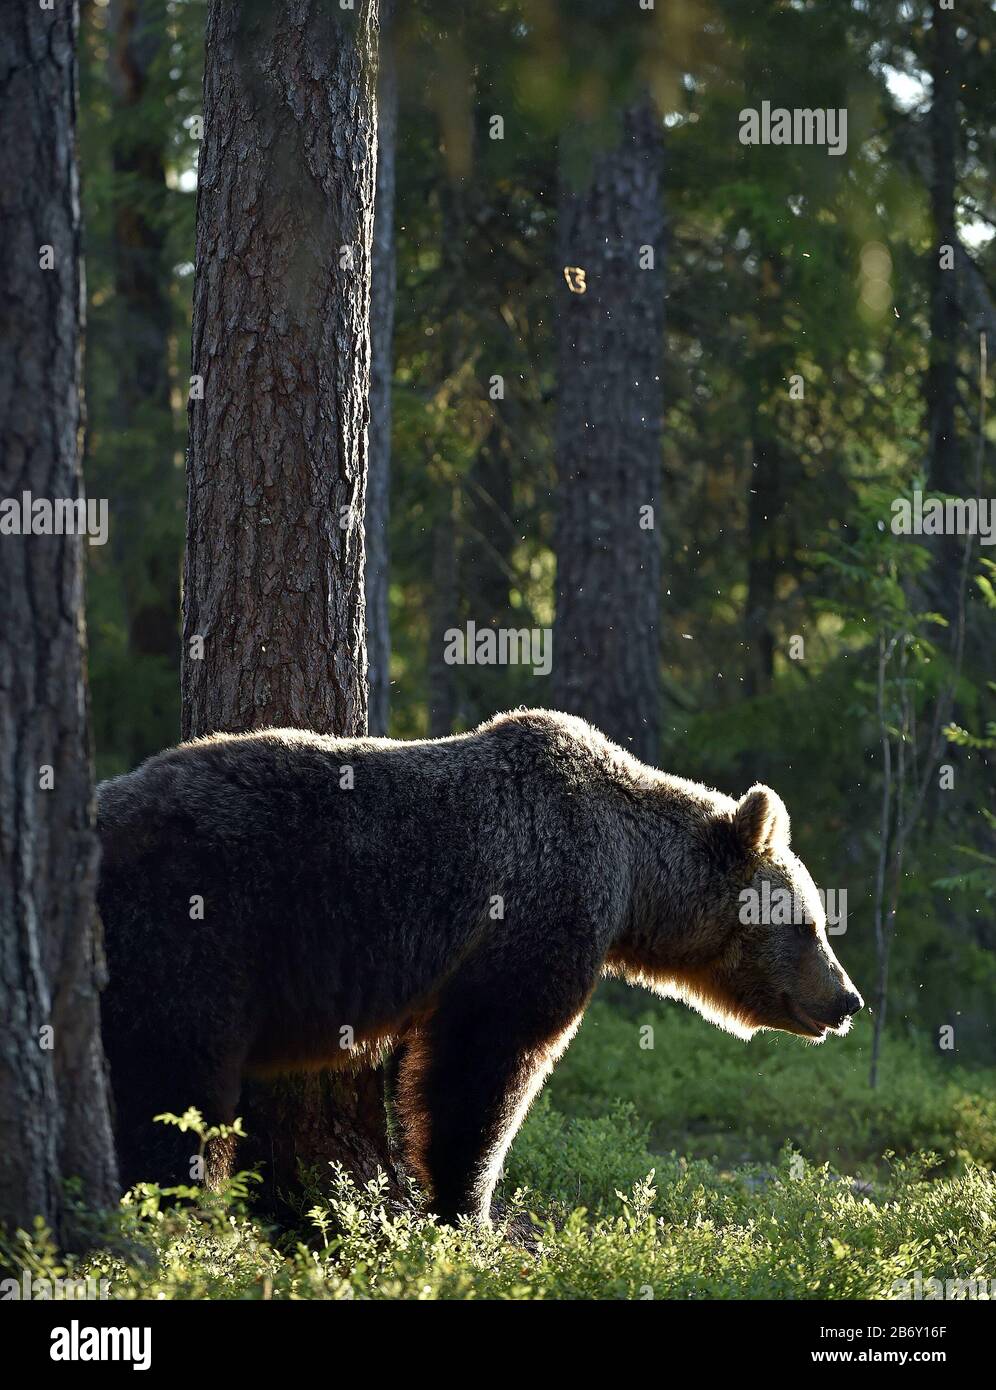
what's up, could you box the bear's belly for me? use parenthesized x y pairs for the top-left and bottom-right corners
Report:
(243, 1008), (429, 1079)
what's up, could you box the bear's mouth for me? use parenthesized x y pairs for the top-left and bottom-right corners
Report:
(783, 996), (832, 1039)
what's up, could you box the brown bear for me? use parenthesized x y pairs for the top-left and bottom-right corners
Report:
(96, 708), (862, 1222)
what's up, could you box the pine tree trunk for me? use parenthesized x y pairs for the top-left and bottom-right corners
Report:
(181, 0), (393, 1205)
(0, 0), (118, 1239)
(552, 101), (665, 764)
(365, 0), (397, 736)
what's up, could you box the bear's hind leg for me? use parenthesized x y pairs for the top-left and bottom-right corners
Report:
(110, 1038), (245, 1192)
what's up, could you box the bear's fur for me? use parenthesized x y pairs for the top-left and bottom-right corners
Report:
(96, 708), (862, 1221)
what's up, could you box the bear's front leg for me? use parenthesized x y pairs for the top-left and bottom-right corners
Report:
(395, 957), (594, 1224)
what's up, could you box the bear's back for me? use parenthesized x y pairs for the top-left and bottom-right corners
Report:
(95, 715), (631, 1051)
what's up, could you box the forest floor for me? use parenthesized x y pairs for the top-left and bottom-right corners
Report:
(8, 992), (995, 1300)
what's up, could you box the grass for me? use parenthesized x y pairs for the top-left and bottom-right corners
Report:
(3, 988), (995, 1300)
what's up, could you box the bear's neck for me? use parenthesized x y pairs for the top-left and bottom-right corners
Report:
(605, 781), (729, 984)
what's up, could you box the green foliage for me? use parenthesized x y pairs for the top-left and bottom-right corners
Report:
(5, 1002), (994, 1300)
(80, 0), (204, 775)
(939, 559), (996, 896)
(546, 998), (996, 1174)
(7, 1125), (994, 1301)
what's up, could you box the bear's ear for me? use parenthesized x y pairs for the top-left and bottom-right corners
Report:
(734, 784), (791, 854)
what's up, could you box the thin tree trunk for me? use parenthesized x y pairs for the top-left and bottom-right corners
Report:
(552, 100), (665, 764)
(0, 0), (118, 1237)
(926, 0), (962, 620)
(428, 502), (459, 736)
(182, 0), (391, 1204)
(108, 0), (180, 732)
(870, 337), (986, 1088)
(365, 0), (398, 736)
(465, 426), (515, 629)
(462, 424), (516, 724)
(744, 407), (781, 700)
(426, 142), (472, 738)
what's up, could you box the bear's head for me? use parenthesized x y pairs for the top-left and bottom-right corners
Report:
(700, 785), (862, 1041)
(645, 784), (863, 1044)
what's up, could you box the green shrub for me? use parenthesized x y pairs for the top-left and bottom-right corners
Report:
(5, 1145), (993, 1301)
(546, 996), (996, 1173)
(3, 1001), (992, 1300)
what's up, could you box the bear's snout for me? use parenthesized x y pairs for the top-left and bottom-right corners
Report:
(821, 987), (863, 1032)
(778, 956), (864, 1039)
(827, 989), (866, 1034)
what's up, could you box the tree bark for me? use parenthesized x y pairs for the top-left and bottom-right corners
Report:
(107, 0), (181, 757)
(0, 0), (118, 1238)
(182, 0), (392, 1204)
(552, 101), (665, 764)
(365, 0), (397, 736)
